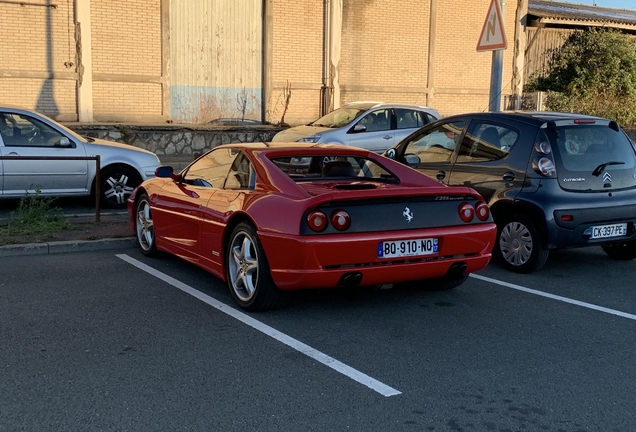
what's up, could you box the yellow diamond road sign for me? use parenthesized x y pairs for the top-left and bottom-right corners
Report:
(477, 0), (507, 52)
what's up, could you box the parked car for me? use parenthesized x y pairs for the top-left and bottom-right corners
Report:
(0, 106), (160, 208)
(272, 102), (441, 153)
(385, 111), (636, 273)
(128, 142), (496, 311)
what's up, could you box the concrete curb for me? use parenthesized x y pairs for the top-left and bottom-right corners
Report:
(0, 237), (136, 257)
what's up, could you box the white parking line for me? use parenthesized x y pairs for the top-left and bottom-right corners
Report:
(117, 254), (402, 397)
(470, 274), (636, 321)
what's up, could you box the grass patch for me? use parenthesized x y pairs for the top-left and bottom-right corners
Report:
(1, 191), (70, 237)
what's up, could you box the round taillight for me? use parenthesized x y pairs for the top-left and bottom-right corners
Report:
(307, 210), (327, 232)
(458, 202), (475, 223)
(475, 201), (490, 221)
(535, 157), (556, 176)
(330, 209), (351, 231)
(535, 141), (552, 154)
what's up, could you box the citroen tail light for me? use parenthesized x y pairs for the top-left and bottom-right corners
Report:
(535, 140), (552, 154)
(530, 129), (557, 177)
(307, 210), (327, 232)
(330, 209), (351, 231)
(534, 157), (556, 176)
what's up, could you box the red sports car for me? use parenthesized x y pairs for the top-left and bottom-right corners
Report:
(128, 143), (496, 311)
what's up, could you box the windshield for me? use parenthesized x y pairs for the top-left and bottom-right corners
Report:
(310, 108), (367, 128)
(23, 111), (87, 142)
(269, 154), (398, 182)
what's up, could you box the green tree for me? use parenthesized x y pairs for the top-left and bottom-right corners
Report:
(526, 28), (636, 127)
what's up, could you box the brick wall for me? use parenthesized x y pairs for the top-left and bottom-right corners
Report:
(340, 1), (430, 91)
(433, 0), (516, 115)
(0, 79), (76, 119)
(1, 0), (524, 126)
(273, 0), (522, 125)
(0, 1), (77, 119)
(269, 0), (324, 125)
(90, 0), (163, 120)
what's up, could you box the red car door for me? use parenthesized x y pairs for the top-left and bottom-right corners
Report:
(152, 148), (240, 263)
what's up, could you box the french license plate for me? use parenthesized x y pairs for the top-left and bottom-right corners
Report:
(378, 238), (438, 258)
(590, 223), (627, 239)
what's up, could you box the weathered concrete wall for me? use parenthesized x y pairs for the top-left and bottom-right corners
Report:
(66, 124), (284, 156)
(63, 124), (636, 157)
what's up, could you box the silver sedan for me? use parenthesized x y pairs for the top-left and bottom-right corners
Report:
(272, 102), (441, 153)
(0, 106), (160, 208)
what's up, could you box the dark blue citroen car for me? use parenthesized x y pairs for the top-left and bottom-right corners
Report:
(385, 111), (636, 273)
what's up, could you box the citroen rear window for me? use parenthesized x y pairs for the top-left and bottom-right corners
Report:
(553, 125), (636, 172)
(269, 155), (398, 182)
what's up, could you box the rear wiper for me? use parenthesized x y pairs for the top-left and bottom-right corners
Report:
(592, 161), (624, 176)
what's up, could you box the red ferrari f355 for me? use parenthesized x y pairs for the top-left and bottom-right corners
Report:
(128, 143), (496, 311)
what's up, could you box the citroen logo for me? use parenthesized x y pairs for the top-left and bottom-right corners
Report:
(403, 207), (414, 223)
(602, 172), (612, 183)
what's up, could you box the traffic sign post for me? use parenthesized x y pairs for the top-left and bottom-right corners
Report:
(477, 0), (507, 112)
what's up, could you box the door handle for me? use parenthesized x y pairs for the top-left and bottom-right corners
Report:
(7, 152), (18, 156)
(436, 170), (446, 182)
(502, 171), (515, 182)
(383, 135), (391, 140)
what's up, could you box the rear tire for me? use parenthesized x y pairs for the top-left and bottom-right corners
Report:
(497, 216), (549, 273)
(135, 193), (158, 257)
(602, 241), (636, 261)
(226, 222), (289, 312)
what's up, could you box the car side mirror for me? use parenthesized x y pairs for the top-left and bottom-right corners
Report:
(405, 154), (420, 166)
(155, 165), (180, 181)
(384, 148), (397, 160)
(56, 137), (73, 148)
(353, 124), (367, 133)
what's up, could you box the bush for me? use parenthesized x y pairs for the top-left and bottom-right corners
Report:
(526, 28), (636, 127)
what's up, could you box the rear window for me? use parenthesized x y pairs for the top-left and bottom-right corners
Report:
(269, 155), (398, 182)
(553, 125), (635, 172)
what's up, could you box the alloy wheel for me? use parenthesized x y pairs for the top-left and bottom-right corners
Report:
(104, 173), (135, 206)
(136, 199), (154, 252)
(229, 231), (260, 302)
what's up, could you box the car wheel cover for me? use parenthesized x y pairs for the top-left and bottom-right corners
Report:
(104, 173), (135, 205)
(136, 200), (154, 252)
(500, 221), (533, 266)
(229, 231), (259, 302)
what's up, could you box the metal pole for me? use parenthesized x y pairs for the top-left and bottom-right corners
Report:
(94, 155), (100, 223)
(488, 0), (505, 112)
(489, 50), (504, 111)
(320, 0), (332, 116)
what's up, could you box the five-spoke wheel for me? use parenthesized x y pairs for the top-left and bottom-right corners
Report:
(101, 165), (141, 208)
(226, 222), (288, 311)
(135, 193), (157, 256)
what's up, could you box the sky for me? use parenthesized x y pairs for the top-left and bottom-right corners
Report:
(578, 0), (636, 10)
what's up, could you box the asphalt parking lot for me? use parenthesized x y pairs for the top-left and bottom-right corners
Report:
(2, 246), (635, 432)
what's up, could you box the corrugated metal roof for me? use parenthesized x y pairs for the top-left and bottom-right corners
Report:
(529, 0), (636, 25)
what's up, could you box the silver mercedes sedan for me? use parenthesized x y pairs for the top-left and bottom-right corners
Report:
(0, 106), (160, 208)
